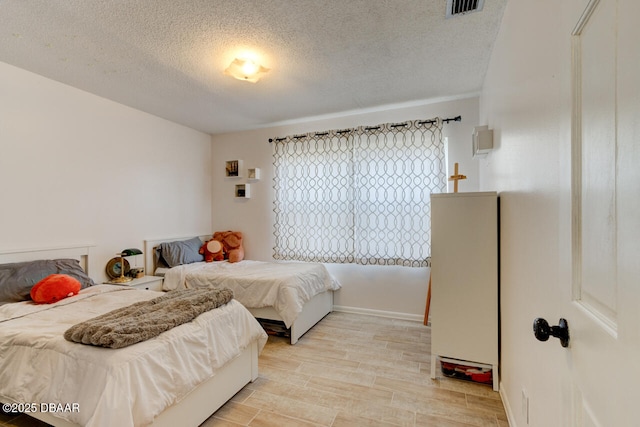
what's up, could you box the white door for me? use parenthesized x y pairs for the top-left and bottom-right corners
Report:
(554, 0), (640, 425)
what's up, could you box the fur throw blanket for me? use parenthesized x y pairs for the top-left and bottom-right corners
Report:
(64, 288), (233, 349)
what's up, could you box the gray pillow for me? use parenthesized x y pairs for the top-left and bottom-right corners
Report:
(0, 259), (96, 305)
(159, 237), (204, 268)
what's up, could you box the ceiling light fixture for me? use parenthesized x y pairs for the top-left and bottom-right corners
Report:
(224, 58), (270, 83)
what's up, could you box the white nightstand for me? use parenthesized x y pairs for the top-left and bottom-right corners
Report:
(105, 275), (164, 291)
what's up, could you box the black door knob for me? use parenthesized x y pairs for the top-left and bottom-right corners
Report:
(533, 318), (570, 348)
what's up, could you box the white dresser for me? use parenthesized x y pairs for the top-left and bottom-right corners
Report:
(429, 191), (499, 391)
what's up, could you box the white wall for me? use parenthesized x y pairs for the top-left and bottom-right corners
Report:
(0, 61), (213, 281)
(211, 96), (482, 319)
(478, 0), (605, 425)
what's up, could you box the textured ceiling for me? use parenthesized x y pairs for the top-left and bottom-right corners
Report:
(0, 0), (506, 134)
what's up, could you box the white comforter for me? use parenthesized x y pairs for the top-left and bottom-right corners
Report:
(163, 260), (341, 328)
(0, 285), (267, 427)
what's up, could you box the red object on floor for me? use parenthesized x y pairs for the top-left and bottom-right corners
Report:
(441, 361), (493, 385)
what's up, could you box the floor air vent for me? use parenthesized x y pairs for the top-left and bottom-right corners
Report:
(446, 0), (485, 18)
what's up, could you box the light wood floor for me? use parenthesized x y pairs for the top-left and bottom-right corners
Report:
(204, 312), (508, 427)
(0, 312), (508, 427)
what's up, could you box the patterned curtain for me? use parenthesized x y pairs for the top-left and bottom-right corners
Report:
(272, 117), (445, 267)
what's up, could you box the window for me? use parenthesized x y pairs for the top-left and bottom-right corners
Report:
(272, 118), (445, 267)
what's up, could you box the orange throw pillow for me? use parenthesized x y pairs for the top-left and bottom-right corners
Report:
(30, 274), (81, 304)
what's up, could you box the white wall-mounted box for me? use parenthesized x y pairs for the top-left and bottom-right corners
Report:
(225, 160), (243, 177)
(234, 183), (250, 198)
(472, 126), (493, 157)
(247, 168), (261, 180)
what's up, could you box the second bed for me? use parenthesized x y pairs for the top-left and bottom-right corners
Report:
(145, 236), (341, 344)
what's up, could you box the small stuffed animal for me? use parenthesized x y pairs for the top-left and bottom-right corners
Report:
(213, 231), (244, 263)
(199, 239), (224, 262)
(30, 274), (81, 304)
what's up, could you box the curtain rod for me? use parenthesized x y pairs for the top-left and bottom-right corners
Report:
(268, 115), (461, 143)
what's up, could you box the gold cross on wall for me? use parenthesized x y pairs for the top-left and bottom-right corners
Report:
(448, 162), (467, 193)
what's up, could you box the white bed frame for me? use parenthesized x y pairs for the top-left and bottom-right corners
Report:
(144, 236), (334, 344)
(0, 245), (260, 427)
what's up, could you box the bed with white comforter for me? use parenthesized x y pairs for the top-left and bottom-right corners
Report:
(0, 284), (267, 427)
(163, 260), (341, 328)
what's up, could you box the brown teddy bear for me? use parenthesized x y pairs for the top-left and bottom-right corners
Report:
(199, 239), (224, 262)
(213, 231), (244, 263)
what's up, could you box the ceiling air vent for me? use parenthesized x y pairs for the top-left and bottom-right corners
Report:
(446, 0), (485, 18)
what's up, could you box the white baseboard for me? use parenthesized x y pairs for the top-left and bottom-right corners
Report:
(333, 305), (424, 323)
(499, 381), (517, 427)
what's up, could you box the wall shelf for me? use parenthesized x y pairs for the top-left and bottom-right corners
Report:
(234, 183), (250, 198)
(225, 160), (242, 178)
(247, 167), (261, 181)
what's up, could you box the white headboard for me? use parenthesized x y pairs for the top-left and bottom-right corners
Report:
(0, 245), (93, 274)
(143, 235), (210, 276)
